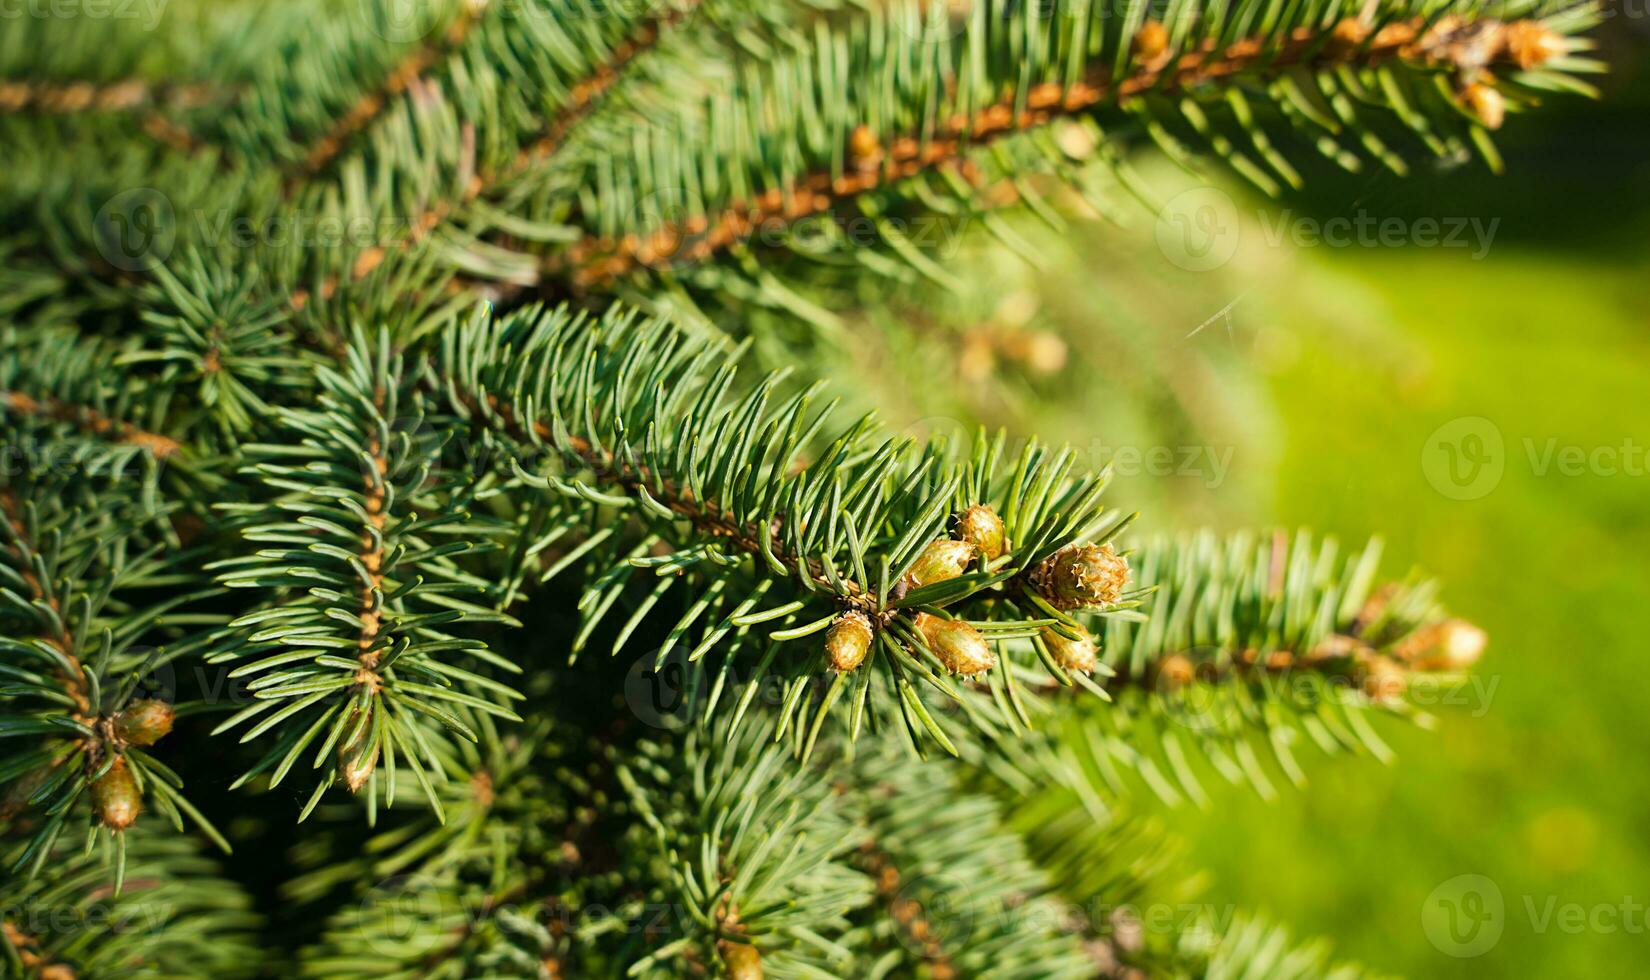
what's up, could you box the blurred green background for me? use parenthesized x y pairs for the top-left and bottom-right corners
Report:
(1156, 20), (1650, 978)
(850, 17), (1650, 977)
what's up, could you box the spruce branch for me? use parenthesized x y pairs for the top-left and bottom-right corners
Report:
(529, 0), (1598, 288)
(429, 301), (1143, 754)
(0, 471), (223, 883)
(204, 329), (521, 818)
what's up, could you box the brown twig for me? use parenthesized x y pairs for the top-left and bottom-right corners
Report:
(288, 1), (700, 312)
(2, 390), (182, 460)
(552, 14), (1558, 286)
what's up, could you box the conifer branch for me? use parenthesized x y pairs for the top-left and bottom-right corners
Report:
(555, 7), (1582, 285)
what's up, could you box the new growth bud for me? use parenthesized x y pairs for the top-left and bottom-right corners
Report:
(1462, 83), (1505, 129)
(951, 504), (1006, 560)
(913, 612), (996, 676)
(114, 698), (175, 747)
(1397, 618), (1487, 671)
(1040, 625), (1098, 674)
(902, 538), (975, 591)
(825, 611), (873, 672)
(339, 716), (379, 793)
(94, 756), (141, 831)
(1030, 542), (1131, 610)
(719, 939), (763, 980)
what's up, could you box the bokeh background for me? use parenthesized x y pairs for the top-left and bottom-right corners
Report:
(849, 10), (1650, 976)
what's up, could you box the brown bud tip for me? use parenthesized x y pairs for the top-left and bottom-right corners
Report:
(1400, 618), (1488, 672)
(720, 939), (764, 980)
(1030, 542), (1131, 610)
(39, 966), (76, 980)
(849, 124), (880, 160)
(113, 698), (175, 747)
(94, 756), (141, 831)
(825, 611), (874, 672)
(339, 720), (379, 793)
(903, 538), (976, 591)
(1505, 20), (1565, 70)
(1156, 653), (1195, 690)
(1462, 83), (1505, 129)
(951, 504), (1006, 560)
(1361, 656), (1408, 703)
(1329, 17), (1372, 53)
(1132, 20), (1170, 65)
(914, 613), (997, 676)
(1041, 626), (1098, 674)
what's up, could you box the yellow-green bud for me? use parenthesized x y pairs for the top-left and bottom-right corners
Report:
(1030, 542), (1130, 610)
(1040, 626), (1098, 674)
(719, 939), (763, 980)
(902, 538), (975, 591)
(951, 505), (1006, 560)
(825, 612), (873, 672)
(114, 698), (175, 747)
(339, 716), (379, 793)
(94, 756), (141, 831)
(914, 612), (996, 676)
(1399, 618), (1487, 672)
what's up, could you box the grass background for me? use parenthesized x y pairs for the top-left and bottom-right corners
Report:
(1169, 35), (1650, 974)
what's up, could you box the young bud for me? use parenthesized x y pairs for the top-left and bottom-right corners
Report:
(1030, 542), (1131, 610)
(1398, 618), (1487, 672)
(914, 612), (996, 676)
(1155, 653), (1195, 691)
(719, 939), (763, 980)
(339, 717), (379, 793)
(1132, 20), (1171, 69)
(94, 756), (141, 831)
(902, 538), (976, 590)
(1040, 626), (1098, 674)
(951, 504), (1006, 560)
(1462, 83), (1504, 129)
(114, 698), (175, 747)
(825, 611), (873, 672)
(1505, 21), (1565, 70)
(849, 124), (880, 160)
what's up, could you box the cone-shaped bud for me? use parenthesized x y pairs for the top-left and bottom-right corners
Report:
(914, 612), (996, 676)
(1040, 625), (1098, 674)
(339, 716), (379, 793)
(114, 698), (174, 747)
(951, 505), (1006, 560)
(719, 939), (763, 980)
(1155, 653), (1195, 691)
(94, 756), (141, 831)
(1462, 83), (1504, 129)
(1398, 618), (1487, 672)
(825, 612), (873, 672)
(902, 538), (975, 590)
(1030, 542), (1131, 610)
(1506, 21), (1565, 69)
(1132, 19), (1170, 68)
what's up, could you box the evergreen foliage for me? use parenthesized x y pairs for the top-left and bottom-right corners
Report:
(0, 0), (1598, 975)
